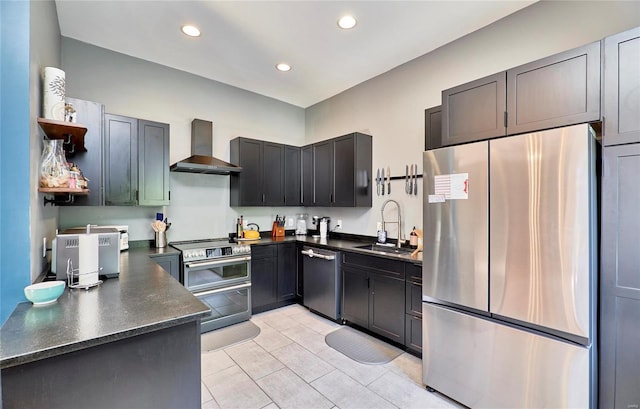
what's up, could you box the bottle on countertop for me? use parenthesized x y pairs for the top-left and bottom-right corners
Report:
(410, 226), (418, 248)
(237, 216), (244, 239)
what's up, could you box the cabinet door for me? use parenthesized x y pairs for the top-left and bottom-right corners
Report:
(284, 145), (301, 206)
(66, 97), (104, 206)
(230, 138), (263, 206)
(341, 265), (369, 328)
(151, 254), (180, 282)
(301, 145), (314, 206)
(313, 140), (333, 206)
(262, 142), (285, 206)
(370, 273), (405, 344)
(424, 105), (442, 150)
(138, 120), (170, 206)
(600, 144), (640, 408)
(333, 134), (356, 207)
(442, 72), (506, 146)
(251, 256), (277, 311)
(405, 314), (422, 354)
(507, 41), (601, 136)
(104, 114), (138, 205)
(277, 242), (297, 301)
(604, 27), (640, 146)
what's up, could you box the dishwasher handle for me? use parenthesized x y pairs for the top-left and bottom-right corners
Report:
(301, 249), (335, 260)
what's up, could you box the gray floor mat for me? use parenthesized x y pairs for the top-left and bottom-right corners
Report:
(325, 326), (402, 365)
(201, 320), (260, 352)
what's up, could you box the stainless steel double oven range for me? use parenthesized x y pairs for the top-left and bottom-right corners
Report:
(171, 239), (252, 333)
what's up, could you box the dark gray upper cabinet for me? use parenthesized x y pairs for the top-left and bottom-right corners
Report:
(104, 114), (138, 205)
(313, 140), (333, 207)
(301, 145), (313, 206)
(314, 132), (372, 207)
(65, 97), (104, 206)
(604, 27), (640, 146)
(424, 105), (442, 151)
(104, 114), (170, 206)
(232, 132), (372, 207)
(440, 41), (601, 147)
(138, 120), (170, 206)
(230, 137), (285, 206)
(262, 142), (285, 206)
(442, 72), (507, 146)
(507, 41), (601, 136)
(284, 145), (301, 206)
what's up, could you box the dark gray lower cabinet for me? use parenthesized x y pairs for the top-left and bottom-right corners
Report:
(150, 253), (180, 282)
(341, 253), (405, 345)
(405, 263), (422, 354)
(251, 243), (297, 313)
(600, 144), (640, 408)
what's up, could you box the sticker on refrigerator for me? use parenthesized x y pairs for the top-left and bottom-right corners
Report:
(428, 195), (446, 203)
(434, 173), (469, 200)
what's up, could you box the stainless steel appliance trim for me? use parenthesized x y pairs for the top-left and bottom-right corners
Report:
(489, 124), (593, 340)
(422, 302), (590, 408)
(300, 249), (335, 260)
(196, 282), (252, 297)
(422, 141), (489, 312)
(185, 256), (251, 268)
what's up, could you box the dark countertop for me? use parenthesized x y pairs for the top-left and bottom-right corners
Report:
(0, 246), (209, 369)
(250, 235), (423, 264)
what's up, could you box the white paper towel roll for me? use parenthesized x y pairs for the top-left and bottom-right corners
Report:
(42, 67), (66, 120)
(78, 233), (99, 286)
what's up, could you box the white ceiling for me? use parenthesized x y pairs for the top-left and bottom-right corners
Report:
(55, 1), (535, 108)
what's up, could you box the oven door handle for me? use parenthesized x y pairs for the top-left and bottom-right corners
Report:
(196, 282), (252, 297)
(185, 256), (251, 269)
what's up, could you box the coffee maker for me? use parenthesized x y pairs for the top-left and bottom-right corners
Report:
(310, 216), (331, 237)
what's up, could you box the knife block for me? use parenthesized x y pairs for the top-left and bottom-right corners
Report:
(271, 222), (285, 237)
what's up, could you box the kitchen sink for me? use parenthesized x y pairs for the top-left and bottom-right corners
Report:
(354, 243), (415, 255)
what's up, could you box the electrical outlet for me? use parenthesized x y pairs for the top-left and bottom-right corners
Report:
(336, 219), (343, 229)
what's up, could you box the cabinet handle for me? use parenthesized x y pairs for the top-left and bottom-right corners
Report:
(504, 111), (508, 128)
(135, 190), (139, 201)
(262, 193), (265, 203)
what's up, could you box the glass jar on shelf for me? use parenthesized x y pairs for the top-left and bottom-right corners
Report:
(39, 139), (70, 188)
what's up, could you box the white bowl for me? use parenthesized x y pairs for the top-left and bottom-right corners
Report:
(24, 281), (65, 306)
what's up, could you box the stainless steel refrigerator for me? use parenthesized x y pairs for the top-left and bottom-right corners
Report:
(422, 123), (597, 408)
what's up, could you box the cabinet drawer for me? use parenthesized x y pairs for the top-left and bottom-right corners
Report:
(406, 263), (422, 284)
(342, 252), (405, 279)
(251, 244), (277, 259)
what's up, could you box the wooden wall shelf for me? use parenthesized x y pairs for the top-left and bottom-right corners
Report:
(39, 187), (90, 206)
(37, 118), (88, 153)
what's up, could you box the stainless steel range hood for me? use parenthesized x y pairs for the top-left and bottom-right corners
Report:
(170, 119), (242, 175)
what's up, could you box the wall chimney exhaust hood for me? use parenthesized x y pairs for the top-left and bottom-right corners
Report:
(170, 119), (242, 175)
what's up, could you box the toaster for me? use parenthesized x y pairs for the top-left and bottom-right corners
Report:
(52, 227), (121, 279)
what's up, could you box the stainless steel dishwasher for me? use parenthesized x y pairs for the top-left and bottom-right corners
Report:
(301, 246), (341, 320)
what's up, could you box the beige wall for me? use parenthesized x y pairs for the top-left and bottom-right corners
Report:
(60, 39), (306, 241)
(305, 1), (640, 241)
(30, 0), (61, 281)
(57, 1), (639, 243)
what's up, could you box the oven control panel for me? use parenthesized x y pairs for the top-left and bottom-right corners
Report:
(182, 244), (251, 262)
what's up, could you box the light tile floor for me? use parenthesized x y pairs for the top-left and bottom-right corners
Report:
(201, 304), (462, 409)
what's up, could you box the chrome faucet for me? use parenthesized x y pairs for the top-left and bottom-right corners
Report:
(381, 199), (402, 248)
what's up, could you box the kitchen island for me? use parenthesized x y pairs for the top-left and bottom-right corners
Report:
(0, 246), (209, 409)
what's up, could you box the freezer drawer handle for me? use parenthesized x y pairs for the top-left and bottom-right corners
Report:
(300, 249), (335, 260)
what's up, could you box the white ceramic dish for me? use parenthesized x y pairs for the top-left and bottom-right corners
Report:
(24, 281), (65, 306)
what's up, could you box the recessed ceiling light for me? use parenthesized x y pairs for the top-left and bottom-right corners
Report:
(181, 25), (201, 37)
(337, 15), (357, 30)
(276, 63), (291, 72)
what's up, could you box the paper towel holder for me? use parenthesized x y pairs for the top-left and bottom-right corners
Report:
(66, 258), (102, 290)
